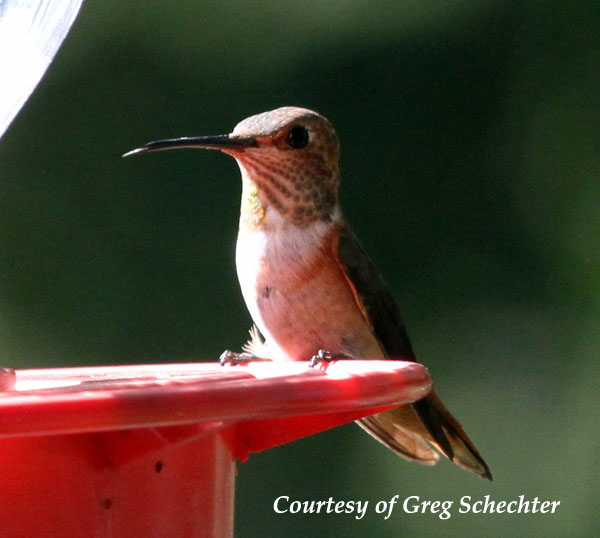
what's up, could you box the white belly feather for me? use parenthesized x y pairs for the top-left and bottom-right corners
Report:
(235, 218), (382, 361)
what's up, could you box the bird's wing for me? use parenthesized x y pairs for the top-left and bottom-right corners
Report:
(333, 224), (416, 360)
(332, 224), (492, 480)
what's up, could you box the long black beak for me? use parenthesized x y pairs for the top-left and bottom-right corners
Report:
(123, 134), (257, 157)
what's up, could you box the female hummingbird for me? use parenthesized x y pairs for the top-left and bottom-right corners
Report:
(125, 107), (491, 480)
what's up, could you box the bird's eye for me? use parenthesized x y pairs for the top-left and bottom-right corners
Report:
(285, 125), (309, 149)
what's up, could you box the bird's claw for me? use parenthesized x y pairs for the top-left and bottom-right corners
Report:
(308, 349), (351, 368)
(219, 350), (271, 366)
(219, 350), (252, 366)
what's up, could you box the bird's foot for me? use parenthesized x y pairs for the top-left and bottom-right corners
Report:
(308, 349), (352, 368)
(219, 350), (272, 366)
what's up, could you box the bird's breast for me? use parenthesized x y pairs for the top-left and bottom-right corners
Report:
(235, 222), (383, 361)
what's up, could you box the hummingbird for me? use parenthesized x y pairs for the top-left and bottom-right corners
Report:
(125, 107), (491, 480)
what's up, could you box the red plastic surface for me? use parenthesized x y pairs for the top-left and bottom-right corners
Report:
(0, 360), (431, 537)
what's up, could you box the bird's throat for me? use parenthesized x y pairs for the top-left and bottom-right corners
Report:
(239, 180), (266, 231)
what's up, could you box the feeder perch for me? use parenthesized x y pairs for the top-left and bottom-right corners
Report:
(0, 360), (431, 537)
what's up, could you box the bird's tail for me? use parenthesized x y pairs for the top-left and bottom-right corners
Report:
(357, 390), (492, 480)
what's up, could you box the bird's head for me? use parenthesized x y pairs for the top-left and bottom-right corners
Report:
(125, 107), (342, 228)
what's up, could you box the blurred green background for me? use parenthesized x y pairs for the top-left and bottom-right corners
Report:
(1, 1), (598, 536)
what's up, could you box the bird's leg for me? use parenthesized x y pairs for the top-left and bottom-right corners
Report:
(219, 350), (273, 366)
(308, 349), (352, 368)
(220, 325), (274, 365)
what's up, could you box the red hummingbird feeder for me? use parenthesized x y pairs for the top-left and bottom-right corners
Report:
(0, 359), (431, 537)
